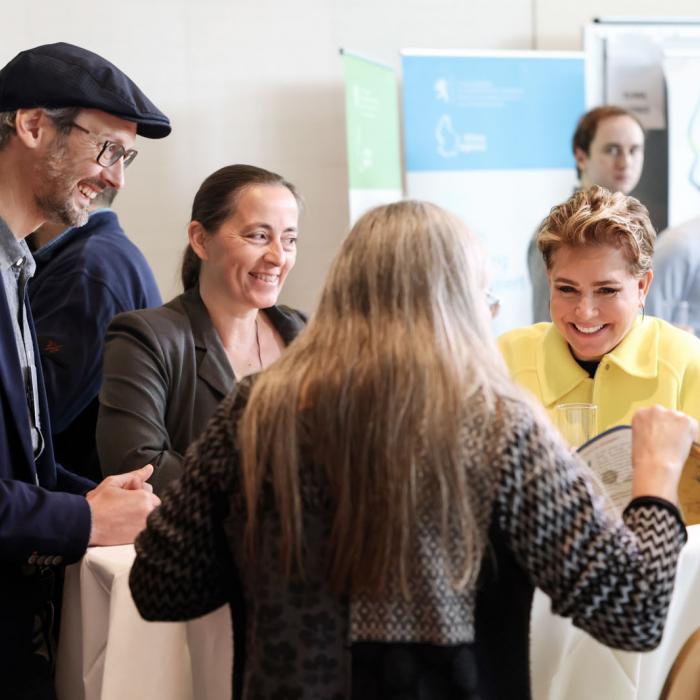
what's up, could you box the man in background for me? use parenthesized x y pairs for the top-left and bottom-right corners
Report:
(646, 215), (700, 335)
(29, 189), (162, 481)
(528, 105), (645, 322)
(0, 42), (168, 696)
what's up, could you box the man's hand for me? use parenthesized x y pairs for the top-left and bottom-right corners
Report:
(632, 406), (699, 503)
(86, 465), (160, 546)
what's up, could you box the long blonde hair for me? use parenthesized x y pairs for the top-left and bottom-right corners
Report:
(239, 200), (514, 595)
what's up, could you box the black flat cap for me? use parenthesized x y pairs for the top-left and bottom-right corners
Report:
(0, 42), (170, 139)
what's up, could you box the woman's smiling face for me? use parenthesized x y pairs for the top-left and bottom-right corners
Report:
(548, 243), (653, 361)
(195, 183), (299, 313)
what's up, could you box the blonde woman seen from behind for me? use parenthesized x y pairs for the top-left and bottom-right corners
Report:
(130, 201), (696, 700)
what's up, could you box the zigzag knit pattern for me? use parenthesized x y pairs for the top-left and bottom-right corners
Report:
(130, 386), (247, 622)
(350, 397), (686, 649)
(492, 400), (685, 651)
(130, 387), (687, 698)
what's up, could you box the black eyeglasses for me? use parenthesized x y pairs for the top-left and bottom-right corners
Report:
(69, 122), (138, 168)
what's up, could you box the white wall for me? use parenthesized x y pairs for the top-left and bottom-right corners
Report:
(5, 1), (700, 310)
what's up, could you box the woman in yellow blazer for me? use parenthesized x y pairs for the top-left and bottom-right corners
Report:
(499, 186), (700, 432)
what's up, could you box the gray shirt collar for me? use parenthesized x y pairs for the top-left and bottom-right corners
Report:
(0, 215), (36, 277)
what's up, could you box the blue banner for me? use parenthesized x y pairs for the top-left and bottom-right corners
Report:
(403, 53), (584, 172)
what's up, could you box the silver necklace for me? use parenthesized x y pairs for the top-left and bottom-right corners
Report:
(254, 316), (263, 370)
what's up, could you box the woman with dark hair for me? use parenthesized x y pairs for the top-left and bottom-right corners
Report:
(97, 164), (305, 493)
(130, 200), (696, 699)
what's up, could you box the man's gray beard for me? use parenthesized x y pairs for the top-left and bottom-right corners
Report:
(34, 193), (88, 228)
(34, 135), (88, 228)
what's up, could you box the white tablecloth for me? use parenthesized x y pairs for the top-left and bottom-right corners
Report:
(55, 528), (700, 700)
(55, 545), (232, 700)
(531, 524), (700, 700)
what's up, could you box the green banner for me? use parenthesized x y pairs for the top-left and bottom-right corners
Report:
(342, 51), (402, 222)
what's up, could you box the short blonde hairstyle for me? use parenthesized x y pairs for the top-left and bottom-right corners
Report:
(537, 186), (656, 277)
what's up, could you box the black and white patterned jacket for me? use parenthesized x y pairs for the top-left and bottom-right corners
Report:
(130, 384), (686, 700)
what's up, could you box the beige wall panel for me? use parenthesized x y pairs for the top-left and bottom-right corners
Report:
(3, 0), (531, 310)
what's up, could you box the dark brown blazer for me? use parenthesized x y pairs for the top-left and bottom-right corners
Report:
(97, 287), (305, 493)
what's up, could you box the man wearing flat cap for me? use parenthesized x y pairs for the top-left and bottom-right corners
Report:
(0, 42), (169, 697)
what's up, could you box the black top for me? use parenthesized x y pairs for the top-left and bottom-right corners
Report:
(574, 356), (600, 378)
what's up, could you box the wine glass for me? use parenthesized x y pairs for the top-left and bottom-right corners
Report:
(555, 403), (598, 449)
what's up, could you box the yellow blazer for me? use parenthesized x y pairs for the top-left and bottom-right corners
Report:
(498, 317), (700, 432)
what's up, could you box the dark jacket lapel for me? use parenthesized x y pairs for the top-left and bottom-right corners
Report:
(0, 285), (37, 481)
(180, 288), (307, 398)
(180, 288), (235, 400)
